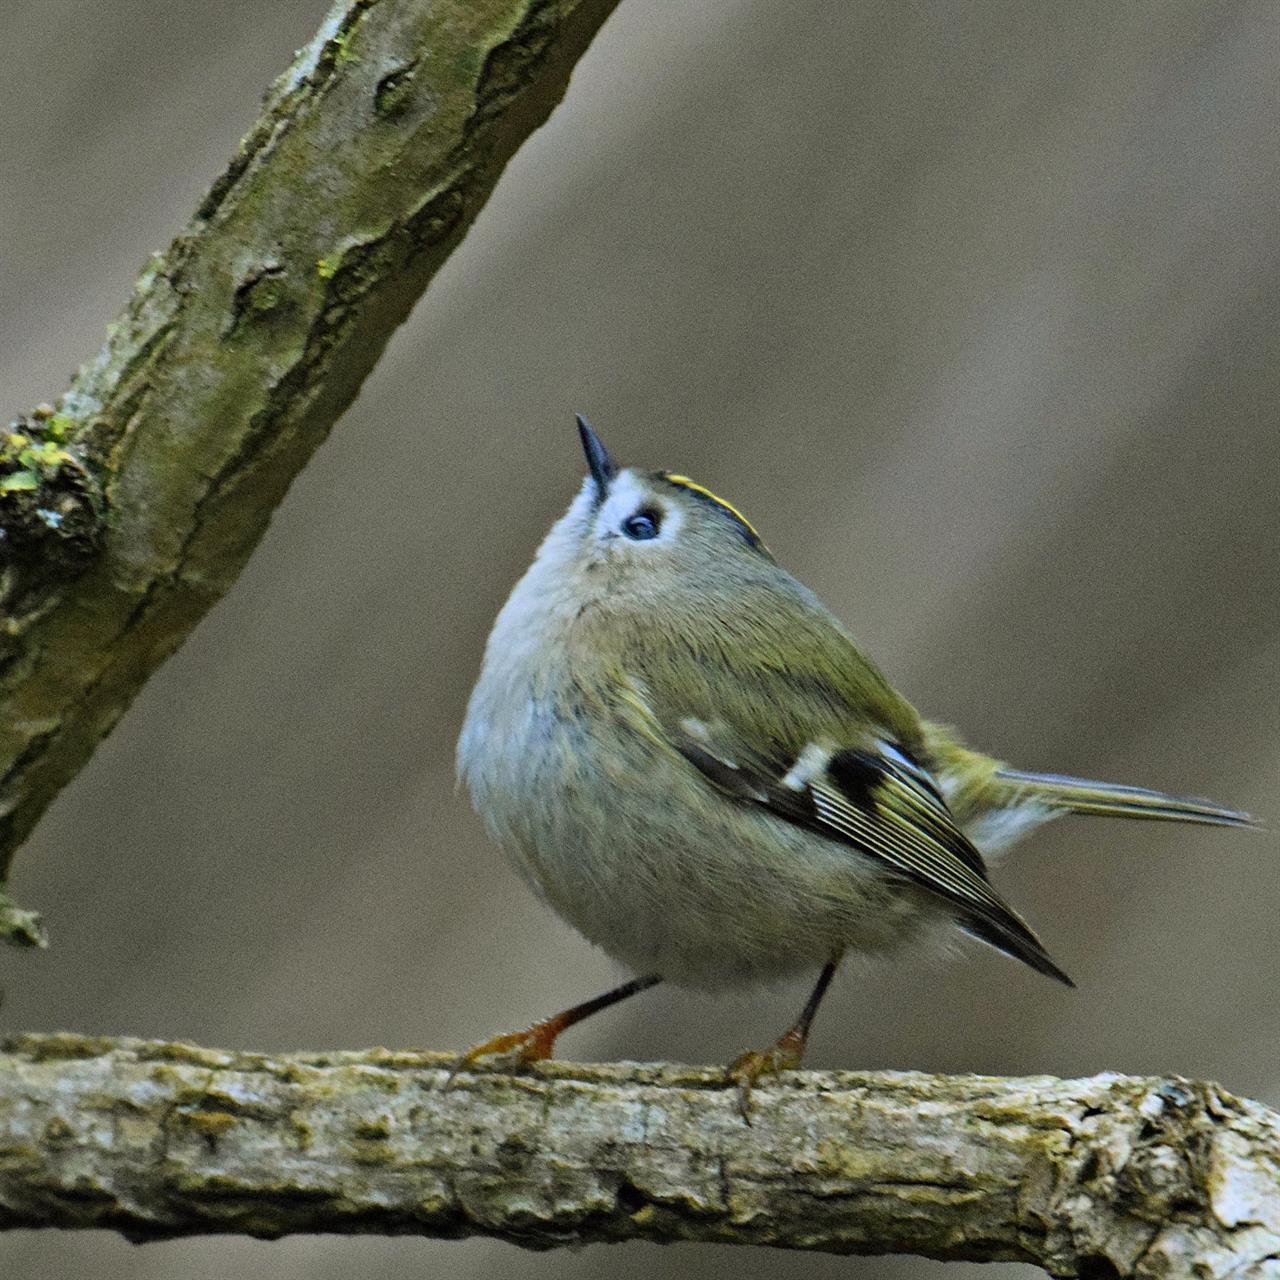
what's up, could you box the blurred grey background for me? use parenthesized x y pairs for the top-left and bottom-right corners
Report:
(3, 1), (1279, 1276)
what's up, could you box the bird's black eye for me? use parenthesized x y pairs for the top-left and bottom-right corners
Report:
(622, 508), (661, 541)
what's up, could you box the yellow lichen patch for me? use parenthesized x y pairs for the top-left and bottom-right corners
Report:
(351, 1140), (396, 1166)
(1, 411), (78, 495)
(173, 1109), (238, 1141)
(136, 1039), (237, 1069)
(350, 1110), (396, 1165)
(288, 1111), (314, 1150)
(809, 1135), (892, 1179)
(8, 1032), (115, 1061)
(352, 1114), (393, 1140)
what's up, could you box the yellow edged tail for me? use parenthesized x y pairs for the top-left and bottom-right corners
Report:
(992, 769), (1258, 829)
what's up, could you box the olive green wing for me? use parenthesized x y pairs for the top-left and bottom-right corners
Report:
(665, 710), (1071, 986)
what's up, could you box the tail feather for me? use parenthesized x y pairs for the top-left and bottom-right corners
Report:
(993, 768), (1258, 829)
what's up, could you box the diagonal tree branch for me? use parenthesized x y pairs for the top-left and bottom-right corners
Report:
(2, 1035), (1278, 1277)
(0, 0), (623, 944)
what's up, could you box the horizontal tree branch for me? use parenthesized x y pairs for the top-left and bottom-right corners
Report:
(0, 0), (621, 941)
(2, 1035), (1279, 1276)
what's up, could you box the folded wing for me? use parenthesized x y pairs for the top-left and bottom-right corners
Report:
(672, 716), (1073, 986)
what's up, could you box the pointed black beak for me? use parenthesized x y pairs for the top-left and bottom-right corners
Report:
(576, 414), (617, 493)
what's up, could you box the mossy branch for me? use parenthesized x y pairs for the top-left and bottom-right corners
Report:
(0, 0), (623, 941)
(2, 1035), (1279, 1277)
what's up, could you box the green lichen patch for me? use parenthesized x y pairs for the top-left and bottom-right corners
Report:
(173, 1108), (239, 1145)
(1, 405), (76, 486)
(0, 1031), (114, 1060)
(1, 407), (104, 629)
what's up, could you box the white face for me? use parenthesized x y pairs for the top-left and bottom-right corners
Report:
(591, 468), (686, 550)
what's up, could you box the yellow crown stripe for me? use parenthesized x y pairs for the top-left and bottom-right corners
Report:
(660, 473), (763, 542)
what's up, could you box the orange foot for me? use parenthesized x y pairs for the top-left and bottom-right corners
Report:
(446, 1019), (563, 1087)
(726, 1030), (805, 1121)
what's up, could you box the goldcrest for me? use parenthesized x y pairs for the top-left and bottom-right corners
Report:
(455, 417), (1254, 1094)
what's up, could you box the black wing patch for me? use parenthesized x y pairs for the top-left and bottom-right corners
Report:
(672, 724), (1072, 987)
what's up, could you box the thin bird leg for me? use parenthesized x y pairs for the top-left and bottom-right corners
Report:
(728, 956), (840, 1119)
(449, 974), (662, 1082)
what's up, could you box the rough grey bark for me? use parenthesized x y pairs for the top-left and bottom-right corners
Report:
(2, 1034), (1279, 1277)
(0, 0), (622, 943)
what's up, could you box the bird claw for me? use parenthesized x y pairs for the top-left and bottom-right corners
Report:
(444, 1023), (559, 1089)
(726, 1041), (803, 1121)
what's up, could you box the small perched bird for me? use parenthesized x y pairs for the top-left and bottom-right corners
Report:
(456, 417), (1254, 1101)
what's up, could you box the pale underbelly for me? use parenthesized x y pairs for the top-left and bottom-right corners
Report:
(492, 751), (941, 989)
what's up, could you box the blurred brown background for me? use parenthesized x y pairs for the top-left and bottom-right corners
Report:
(3, 1), (1279, 1277)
